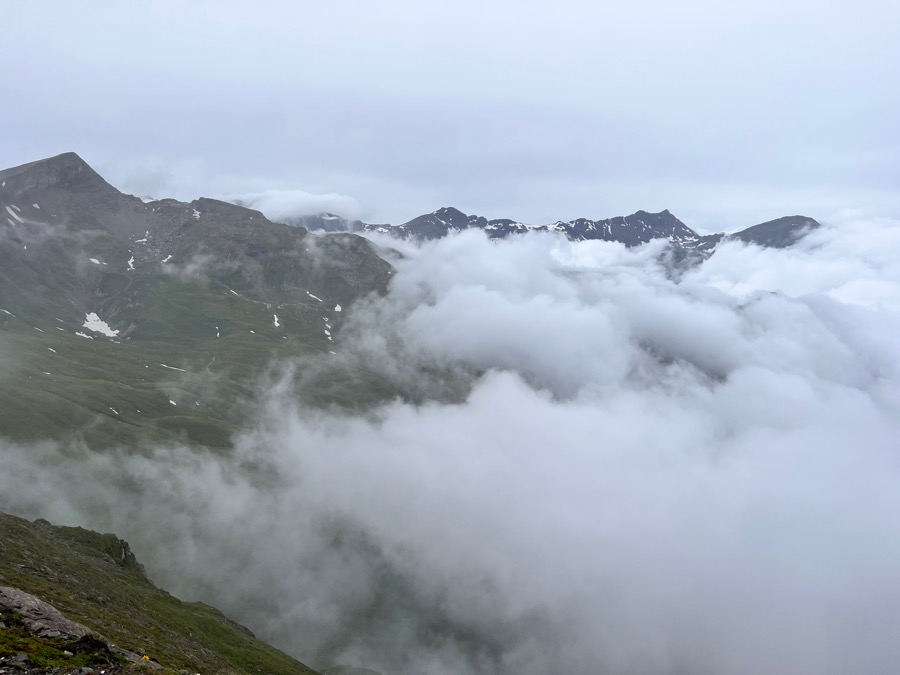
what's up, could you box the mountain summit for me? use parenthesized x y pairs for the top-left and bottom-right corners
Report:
(0, 151), (107, 188)
(0, 152), (395, 449)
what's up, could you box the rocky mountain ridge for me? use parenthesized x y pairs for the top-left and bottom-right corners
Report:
(293, 206), (821, 254)
(0, 152), (397, 449)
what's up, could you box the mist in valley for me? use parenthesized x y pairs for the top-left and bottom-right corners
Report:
(3, 212), (900, 674)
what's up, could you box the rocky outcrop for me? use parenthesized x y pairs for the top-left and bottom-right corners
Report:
(0, 585), (155, 672)
(0, 587), (92, 640)
(0, 513), (319, 674)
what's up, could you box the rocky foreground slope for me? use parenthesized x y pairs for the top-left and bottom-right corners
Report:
(0, 512), (319, 674)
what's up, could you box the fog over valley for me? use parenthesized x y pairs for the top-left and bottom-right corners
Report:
(3, 209), (900, 674)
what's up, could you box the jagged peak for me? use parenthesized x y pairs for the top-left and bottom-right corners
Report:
(433, 206), (468, 219)
(631, 209), (678, 219)
(399, 206), (472, 230)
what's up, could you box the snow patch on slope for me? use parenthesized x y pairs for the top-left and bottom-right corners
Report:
(83, 312), (119, 337)
(4, 205), (24, 223)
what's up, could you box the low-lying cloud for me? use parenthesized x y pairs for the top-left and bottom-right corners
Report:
(231, 189), (364, 222)
(2, 211), (900, 675)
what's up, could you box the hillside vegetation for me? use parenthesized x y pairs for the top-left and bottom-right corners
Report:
(0, 512), (320, 674)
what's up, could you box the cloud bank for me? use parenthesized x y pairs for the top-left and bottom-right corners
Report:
(2, 212), (900, 674)
(231, 189), (365, 222)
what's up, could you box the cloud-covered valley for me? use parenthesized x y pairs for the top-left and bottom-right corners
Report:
(3, 212), (900, 674)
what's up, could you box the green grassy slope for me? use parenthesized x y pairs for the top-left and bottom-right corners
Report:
(0, 512), (320, 674)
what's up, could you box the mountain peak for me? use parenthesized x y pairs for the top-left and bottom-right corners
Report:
(432, 206), (470, 226)
(731, 215), (821, 248)
(3, 151), (90, 173)
(0, 151), (113, 194)
(633, 209), (675, 218)
(401, 206), (471, 232)
(434, 206), (465, 216)
(39, 150), (90, 167)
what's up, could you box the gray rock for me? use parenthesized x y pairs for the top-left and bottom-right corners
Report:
(0, 586), (91, 640)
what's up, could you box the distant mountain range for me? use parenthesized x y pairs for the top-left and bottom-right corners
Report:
(291, 207), (821, 255)
(0, 150), (822, 450)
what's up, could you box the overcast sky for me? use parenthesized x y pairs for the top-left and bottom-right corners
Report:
(2, 1), (898, 230)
